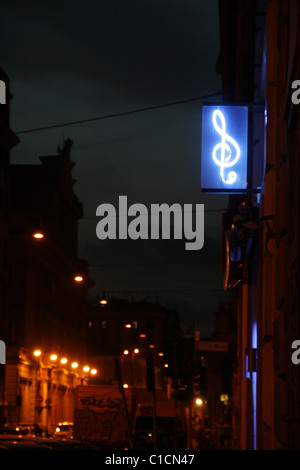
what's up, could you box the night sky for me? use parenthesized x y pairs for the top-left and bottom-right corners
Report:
(1, 0), (231, 337)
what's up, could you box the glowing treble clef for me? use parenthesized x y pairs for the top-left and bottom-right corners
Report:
(212, 109), (240, 185)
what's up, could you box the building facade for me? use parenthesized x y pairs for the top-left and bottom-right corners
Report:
(218, 0), (300, 449)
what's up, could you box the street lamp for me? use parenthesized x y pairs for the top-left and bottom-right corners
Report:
(33, 232), (44, 240)
(122, 348), (140, 387)
(33, 349), (43, 427)
(99, 292), (108, 305)
(74, 275), (83, 282)
(47, 354), (59, 436)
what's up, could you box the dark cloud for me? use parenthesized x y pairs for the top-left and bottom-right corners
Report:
(1, 0), (220, 97)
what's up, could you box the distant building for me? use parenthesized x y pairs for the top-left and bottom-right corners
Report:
(193, 301), (236, 444)
(87, 298), (182, 388)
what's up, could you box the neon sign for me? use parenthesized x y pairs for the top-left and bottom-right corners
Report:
(201, 105), (248, 192)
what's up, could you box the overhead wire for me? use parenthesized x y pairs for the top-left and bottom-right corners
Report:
(15, 91), (222, 135)
(13, 90), (228, 308)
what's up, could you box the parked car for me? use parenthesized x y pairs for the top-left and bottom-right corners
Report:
(52, 422), (73, 439)
(0, 424), (43, 438)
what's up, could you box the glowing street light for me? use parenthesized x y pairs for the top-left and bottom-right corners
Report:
(195, 398), (203, 406)
(74, 275), (83, 282)
(60, 358), (68, 365)
(123, 383), (129, 389)
(83, 366), (90, 373)
(71, 362), (79, 369)
(33, 349), (42, 357)
(90, 368), (97, 375)
(99, 292), (108, 305)
(50, 354), (58, 361)
(33, 232), (44, 240)
(133, 348), (140, 354)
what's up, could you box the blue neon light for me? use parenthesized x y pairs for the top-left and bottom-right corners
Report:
(201, 105), (248, 192)
(252, 321), (257, 450)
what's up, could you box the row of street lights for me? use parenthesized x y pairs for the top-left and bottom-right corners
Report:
(33, 349), (97, 376)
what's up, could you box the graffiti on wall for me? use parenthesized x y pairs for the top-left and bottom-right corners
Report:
(74, 395), (128, 444)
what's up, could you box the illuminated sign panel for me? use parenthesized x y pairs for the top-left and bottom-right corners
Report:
(201, 105), (248, 192)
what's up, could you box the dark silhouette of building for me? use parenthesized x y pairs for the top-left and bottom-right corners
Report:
(0, 122), (94, 426)
(88, 298), (181, 356)
(87, 298), (182, 387)
(0, 68), (19, 426)
(7, 139), (93, 356)
(0, 67), (19, 342)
